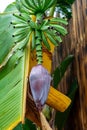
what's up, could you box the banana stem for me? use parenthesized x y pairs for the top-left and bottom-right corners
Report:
(39, 111), (53, 130)
(35, 30), (42, 64)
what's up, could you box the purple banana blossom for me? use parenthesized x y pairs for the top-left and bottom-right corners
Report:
(29, 65), (51, 110)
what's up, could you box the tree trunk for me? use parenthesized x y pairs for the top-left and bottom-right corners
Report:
(53, 0), (87, 129)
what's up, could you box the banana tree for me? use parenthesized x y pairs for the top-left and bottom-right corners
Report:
(0, 0), (69, 129)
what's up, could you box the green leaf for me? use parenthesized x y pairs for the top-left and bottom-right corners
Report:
(57, 0), (75, 5)
(4, 2), (17, 13)
(56, 0), (75, 19)
(0, 12), (30, 67)
(14, 123), (23, 130)
(0, 2), (31, 67)
(0, 50), (26, 129)
(14, 119), (36, 130)
(55, 79), (78, 130)
(0, 31), (14, 64)
(23, 119), (36, 130)
(0, 13), (15, 64)
(53, 55), (74, 89)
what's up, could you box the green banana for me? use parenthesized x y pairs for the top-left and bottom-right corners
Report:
(41, 32), (51, 50)
(12, 16), (36, 29)
(42, 0), (50, 11)
(50, 17), (68, 25)
(25, 0), (38, 10)
(50, 24), (67, 36)
(35, 0), (42, 9)
(36, 51), (42, 56)
(14, 30), (32, 44)
(13, 24), (28, 29)
(55, 35), (62, 43)
(13, 13), (28, 22)
(45, 30), (60, 44)
(28, 20), (36, 29)
(37, 0), (42, 9)
(35, 30), (43, 64)
(41, 25), (49, 31)
(14, 33), (27, 43)
(36, 39), (42, 49)
(18, 35), (30, 49)
(32, 0), (39, 10)
(35, 30), (41, 39)
(36, 56), (43, 64)
(12, 28), (30, 37)
(42, 19), (50, 27)
(36, 43), (43, 64)
(31, 31), (36, 51)
(20, 12), (31, 20)
(19, 8), (30, 15)
(46, 33), (58, 46)
(37, 55), (42, 59)
(15, 0), (31, 15)
(22, 0), (36, 13)
(10, 21), (20, 25)
(46, 29), (62, 43)
(36, 52), (42, 60)
(22, 0), (32, 10)
(41, 0), (46, 10)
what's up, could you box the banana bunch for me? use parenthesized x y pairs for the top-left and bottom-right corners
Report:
(20, 0), (56, 14)
(11, 0), (68, 64)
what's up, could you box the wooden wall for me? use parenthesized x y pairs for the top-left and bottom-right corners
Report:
(53, 0), (87, 129)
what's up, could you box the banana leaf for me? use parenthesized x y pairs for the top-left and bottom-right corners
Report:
(0, 49), (28, 129)
(52, 55), (74, 89)
(0, 11), (30, 129)
(0, 11), (29, 68)
(14, 119), (36, 130)
(4, 2), (17, 12)
(55, 79), (78, 130)
(0, 2), (30, 129)
(0, 13), (14, 64)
